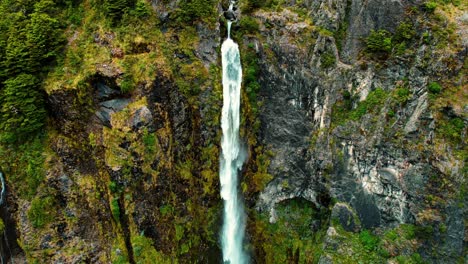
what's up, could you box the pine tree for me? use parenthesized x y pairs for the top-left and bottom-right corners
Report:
(0, 74), (46, 143)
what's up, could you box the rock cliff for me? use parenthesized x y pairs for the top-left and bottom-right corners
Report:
(0, 0), (465, 263)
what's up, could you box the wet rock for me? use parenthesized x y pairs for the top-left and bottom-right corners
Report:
(224, 10), (236, 21)
(95, 82), (120, 101)
(196, 22), (220, 68)
(331, 202), (361, 232)
(100, 99), (131, 112)
(95, 99), (131, 127)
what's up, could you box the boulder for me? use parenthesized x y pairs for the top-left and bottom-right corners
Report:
(96, 82), (120, 101)
(95, 99), (131, 127)
(331, 202), (361, 232)
(130, 106), (153, 131)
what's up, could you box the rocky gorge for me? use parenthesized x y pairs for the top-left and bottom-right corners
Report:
(0, 0), (466, 263)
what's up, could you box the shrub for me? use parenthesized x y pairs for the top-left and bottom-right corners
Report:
(366, 30), (392, 53)
(438, 117), (464, 143)
(394, 22), (416, 42)
(427, 81), (442, 93)
(424, 2), (438, 13)
(239, 16), (259, 34)
(393, 86), (412, 104)
(243, 47), (261, 115)
(130, 0), (150, 18)
(104, 0), (136, 23)
(350, 88), (388, 120)
(242, 0), (267, 13)
(321, 51), (336, 69)
(178, 0), (216, 23)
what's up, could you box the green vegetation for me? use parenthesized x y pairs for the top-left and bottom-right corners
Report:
(321, 51), (336, 69)
(359, 230), (380, 251)
(111, 198), (121, 222)
(365, 21), (416, 58)
(239, 16), (260, 34)
(0, 75), (46, 143)
(28, 196), (55, 228)
(177, 0), (216, 23)
(103, 0), (136, 23)
(428, 81), (442, 94)
(365, 30), (393, 53)
(251, 198), (327, 263)
(424, 2), (438, 13)
(332, 88), (388, 125)
(437, 116), (465, 144)
(0, 0), (64, 144)
(131, 235), (171, 263)
(243, 45), (261, 116)
(0, 135), (46, 199)
(392, 86), (412, 105)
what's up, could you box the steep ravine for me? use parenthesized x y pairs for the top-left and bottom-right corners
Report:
(0, 0), (465, 263)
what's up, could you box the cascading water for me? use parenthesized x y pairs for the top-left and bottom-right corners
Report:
(0, 172), (5, 206)
(220, 14), (248, 264)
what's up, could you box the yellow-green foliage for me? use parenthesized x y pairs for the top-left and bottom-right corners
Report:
(45, 0), (171, 94)
(103, 98), (165, 180)
(0, 135), (46, 199)
(251, 199), (324, 263)
(252, 147), (273, 192)
(111, 235), (130, 264)
(131, 235), (171, 264)
(28, 196), (55, 228)
(0, 218), (4, 233)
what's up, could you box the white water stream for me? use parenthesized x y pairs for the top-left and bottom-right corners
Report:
(220, 19), (247, 264)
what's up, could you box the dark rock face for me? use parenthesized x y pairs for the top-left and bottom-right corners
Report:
(96, 99), (131, 127)
(251, 0), (466, 262)
(96, 82), (121, 101)
(341, 0), (408, 62)
(224, 10), (236, 21)
(331, 203), (361, 232)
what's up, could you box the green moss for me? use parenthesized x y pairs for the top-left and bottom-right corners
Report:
(437, 116), (465, 144)
(332, 88), (388, 125)
(132, 235), (171, 263)
(28, 196), (55, 228)
(396, 253), (425, 264)
(111, 197), (121, 222)
(243, 45), (261, 117)
(0, 218), (4, 233)
(359, 230), (380, 251)
(324, 224), (388, 263)
(252, 198), (326, 263)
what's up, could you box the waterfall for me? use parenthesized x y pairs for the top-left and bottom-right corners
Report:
(0, 172), (5, 206)
(220, 20), (247, 264)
